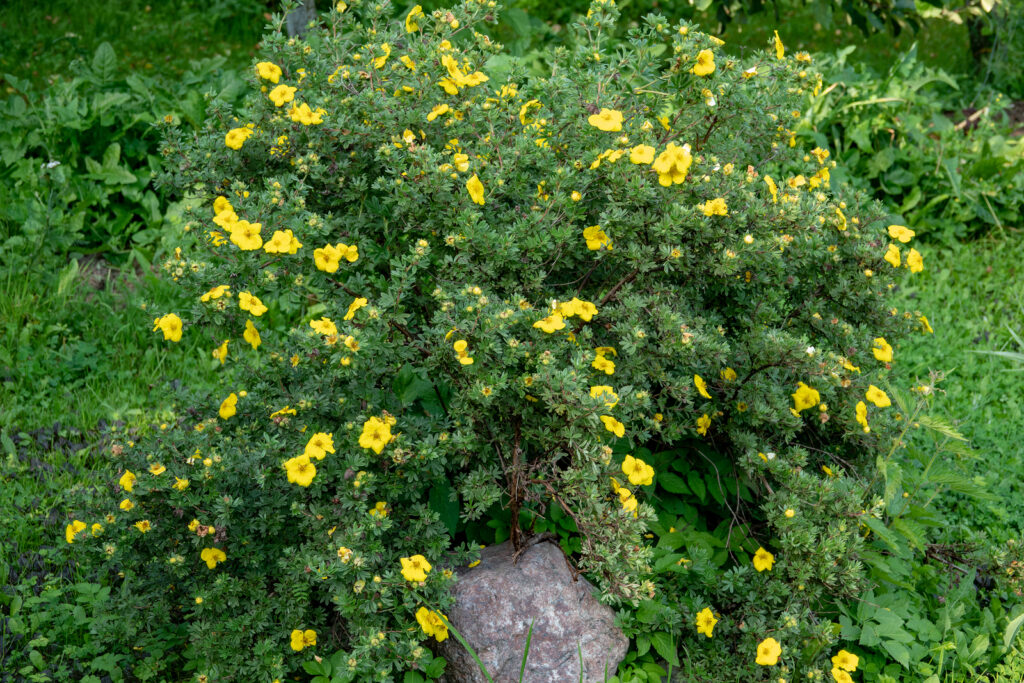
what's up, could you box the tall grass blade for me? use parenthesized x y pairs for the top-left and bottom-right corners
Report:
(519, 620), (534, 683)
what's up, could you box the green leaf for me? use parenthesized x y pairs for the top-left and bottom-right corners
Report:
(917, 415), (968, 441)
(649, 632), (679, 667)
(1003, 611), (1024, 649)
(635, 600), (662, 625)
(657, 472), (689, 494)
(428, 483), (459, 537)
(92, 42), (118, 82)
(881, 639), (910, 668)
(425, 656), (446, 678)
(1, 430), (15, 456)
(404, 672), (426, 683)
(686, 472), (706, 503)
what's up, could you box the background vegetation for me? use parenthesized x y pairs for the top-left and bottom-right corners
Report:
(1, 0), (1021, 681)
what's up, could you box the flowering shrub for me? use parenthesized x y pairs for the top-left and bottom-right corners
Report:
(68, 0), (931, 679)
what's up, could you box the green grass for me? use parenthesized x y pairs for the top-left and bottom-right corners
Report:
(707, 5), (972, 75)
(895, 234), (1024, 539)
(0, 0), (265, 87)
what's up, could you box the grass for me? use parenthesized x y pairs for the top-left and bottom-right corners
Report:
(894, 234), (1024, 540)
(705, 4), (973, 75)
(0, 0), (265, 88)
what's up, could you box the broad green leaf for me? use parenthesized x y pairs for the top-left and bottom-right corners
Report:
(649, 631), (679, 667)
(92, 42), (118, 82)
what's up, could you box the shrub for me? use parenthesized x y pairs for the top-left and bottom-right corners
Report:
(68, 0), (930, 680)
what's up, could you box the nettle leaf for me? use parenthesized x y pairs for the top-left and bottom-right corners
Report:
(92, 42), (118, 83)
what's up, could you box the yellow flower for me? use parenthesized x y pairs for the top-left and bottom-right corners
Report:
(588, 108), (623, 132)
(696, 607), (717, 637)
(764, 175), (778, 203)
(148, 463), (166, 476)
(831, 649), (859, 672)
(243, 320), (261, 350)
(400, 554), (432, 582)
(720, 367), (737, 382)
(865, 385), (891, 408)
(224, 127), (252, 150)
(264, 229), (302, 254)
(790, 382), (820, 414)
(359, 416), (393, 454)
(310, 317), (338, 336)
(630, 144), (655, 164)
(590, 385), (618, 409)
(466, 174), (485, 205)
(427, 103), (450, 122)
(906, 248), (924, 273)
(831, 668), (854, 683)
(822, 465), (835, 477)
(616, 486), (638, 515)
(134, 520), (152, 533)
(219, 393), (238, 420)
(694, 375), (712, 399)
(753, 546), (775, 572)
(238, 291), (268, 316)
(887, 224), (915, 243)
(255, 61), (282, 83)
(373, 43), (391, 70)
(696, 413), (711, 436)
(591, 352), (615, 375)
(453, 339), (474, 365)
(519, 99), (542, 125)
(621, 454), (654, 486)
(212, 339), (229, 365)
(290, 629), (317, 651)
(343, 297), (368, 321)
(557, 297), (598, 321)
(200, 547), (226, 569)
(919, 315), (933, 334)
(268, 84), (297, 107)
(200, 284), (230, 302)
(600, 415), (625, 438)
(651, 142), (693, 187)
(305, 432), (335, 460)
(855, 401), (870, 433)
(314, 243), (342, 272)
(416, 607), (449, 642)
(757, 637), (782, 666)
(65, 520), (86, 544)
(369, 501), (388, 517)
(700, 198), (728, 217)
(119, 470), (137, 492)
(533, 312), (566, 334)
(773, 30), (785, 60)
(90, 522), (103, 536)
(405, 4), (424, 32)
(872, 337), (893, 363)
(401, 55), (416, 70)
(784, 508), (795, 518)
(692, 49), (716, 76)
(337, 546), (352, 562)
(229, 219), (262, 250)
(152, 313), (183, 342)
(884, 243), (901, 268)
(583, 224), (611, 251)
(119, 498), (134, 511)
(288, 102), (326, 125)
(284, 454), (316, 487)
(172, 477), (190, 491)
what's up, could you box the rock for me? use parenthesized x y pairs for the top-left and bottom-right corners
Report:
(438, 540), (627, 683)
